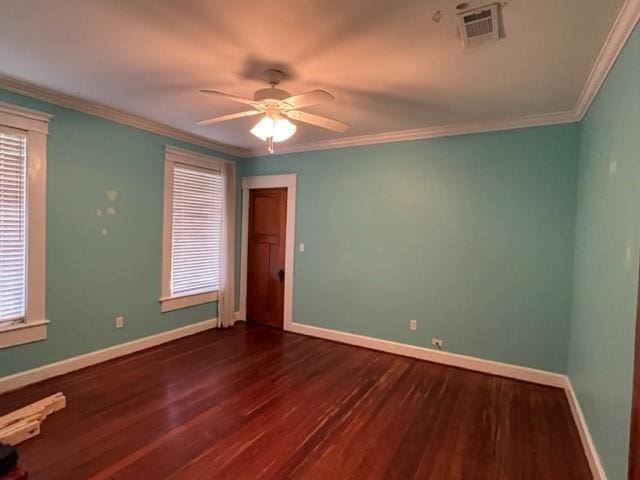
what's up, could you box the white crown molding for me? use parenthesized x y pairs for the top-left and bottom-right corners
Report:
(0, 74), (249, 157)
(244, 0), (640, 156)
(574, 0), (640, 120)
(1, 0), (638, 158)
(249, 110), (579, 156)
(0, 75), (578, 157)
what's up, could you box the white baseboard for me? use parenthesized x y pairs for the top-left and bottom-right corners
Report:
(286, 322), (566, 387)
(287, 321), (605, 479)
(564, 378), (607, 480)
(0, 314), (605, 479)
(0, 318), (218, 394)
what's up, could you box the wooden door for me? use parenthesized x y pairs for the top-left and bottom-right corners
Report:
(247, 188), (287, 328)
(630, 264), (640, 479)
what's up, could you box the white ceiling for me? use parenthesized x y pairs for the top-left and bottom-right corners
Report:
(0, 0), (625, 153)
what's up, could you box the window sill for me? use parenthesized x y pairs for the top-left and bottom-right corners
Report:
(0, 319), (49, 349)
(159, 291), (218, 313)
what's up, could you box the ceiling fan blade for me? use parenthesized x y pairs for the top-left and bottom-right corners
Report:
(200, 90), (256, 105)
(197, 110), (261, 126)
(281, 90), (334, 109)
(286, 110), (349, 132)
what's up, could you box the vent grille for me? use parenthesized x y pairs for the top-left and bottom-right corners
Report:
(457, 4), (500, 47)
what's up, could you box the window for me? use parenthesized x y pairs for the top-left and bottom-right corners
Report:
(0, 128), (27, 328)
(170, 164), (222, 296)
(0, 101), (50, 349)
(160, 146), (226, 312)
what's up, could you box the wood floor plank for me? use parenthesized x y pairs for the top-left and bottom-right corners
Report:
(0, 323), (591, 479)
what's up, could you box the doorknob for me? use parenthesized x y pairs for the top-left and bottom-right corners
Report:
(278, 269), (285, 281)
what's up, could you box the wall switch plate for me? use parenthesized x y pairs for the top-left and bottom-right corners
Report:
(115, 316), (124, 328)
(409, 320), (417, 331)
(432, 337), (443, 349)
(299, 243), (305, 252)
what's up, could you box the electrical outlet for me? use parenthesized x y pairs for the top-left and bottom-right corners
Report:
(115, 316), (124, 328)
(432, 337), (443, 349)
(409, 320), (417, 331)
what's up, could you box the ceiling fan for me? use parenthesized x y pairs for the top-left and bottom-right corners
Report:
(198, 69), (349, 153)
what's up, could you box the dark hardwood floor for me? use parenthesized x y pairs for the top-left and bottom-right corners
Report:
(0, 323), (591, 479)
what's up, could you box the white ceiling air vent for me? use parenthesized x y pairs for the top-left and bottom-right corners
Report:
(457, 3), (500, 47)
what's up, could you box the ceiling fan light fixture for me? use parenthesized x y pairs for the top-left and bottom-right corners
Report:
(272, 118), (297, 142)
(249, 116), (274, 141)
(250, 115), (297, 142)
(199, 78), (347, 154)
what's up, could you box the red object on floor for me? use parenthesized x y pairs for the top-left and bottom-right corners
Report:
(0, 467), (28, 479)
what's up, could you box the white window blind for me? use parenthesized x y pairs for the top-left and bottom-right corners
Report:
(170, 163), (223, 297)
(0, 128), (27, 327)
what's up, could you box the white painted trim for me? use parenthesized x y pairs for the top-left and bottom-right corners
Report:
(159, 291), (219, 313)
(0, 320), (49, 349)
(241, 174), (297, 189)
(25, 128), (47, 337)
(245, 1), (640, 158)
(248, 111), (579, 156)
(0, 101), (51, 134)
(244, 0), (640, 156)
(0, 311), (605, 480)
(239, 175), (297, 329)
(0, 74), (247, 157)
(160, 146), (227, 308)
(165, 145), (234, 167)
(285, 320), (606, 478)
(0, 73), (579, 158)
(161, 153), (175, 303)
(574, 0), (640, 119)
(0, 103), (48, 349)
(286, 321), (566, 387)
(282, 187), (296, 331)
(1, 0), (637, 158)
(564, 378), (607, 480)
(239, 187), (250, 322)
(0, 318), (218, 394)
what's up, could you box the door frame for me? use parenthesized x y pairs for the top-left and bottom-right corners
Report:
(239, 174), (297, 330)
(629, 261), (640, 480)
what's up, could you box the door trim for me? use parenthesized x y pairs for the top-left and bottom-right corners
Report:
(239, 174), (297, 330)
(629, 261), (640, 480)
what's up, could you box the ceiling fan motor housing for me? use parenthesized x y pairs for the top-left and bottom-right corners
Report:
(254, 87), (291, 102)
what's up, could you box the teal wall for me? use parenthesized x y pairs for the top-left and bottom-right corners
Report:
(567, 26), (640, 480)
(240, 124), (580, 372)
(2, 45), (636, 476)
(0, 89), (238, 377)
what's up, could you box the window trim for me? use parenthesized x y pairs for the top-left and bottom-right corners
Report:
(160, 145), (228, 313)
(0, 101), (51, 349)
